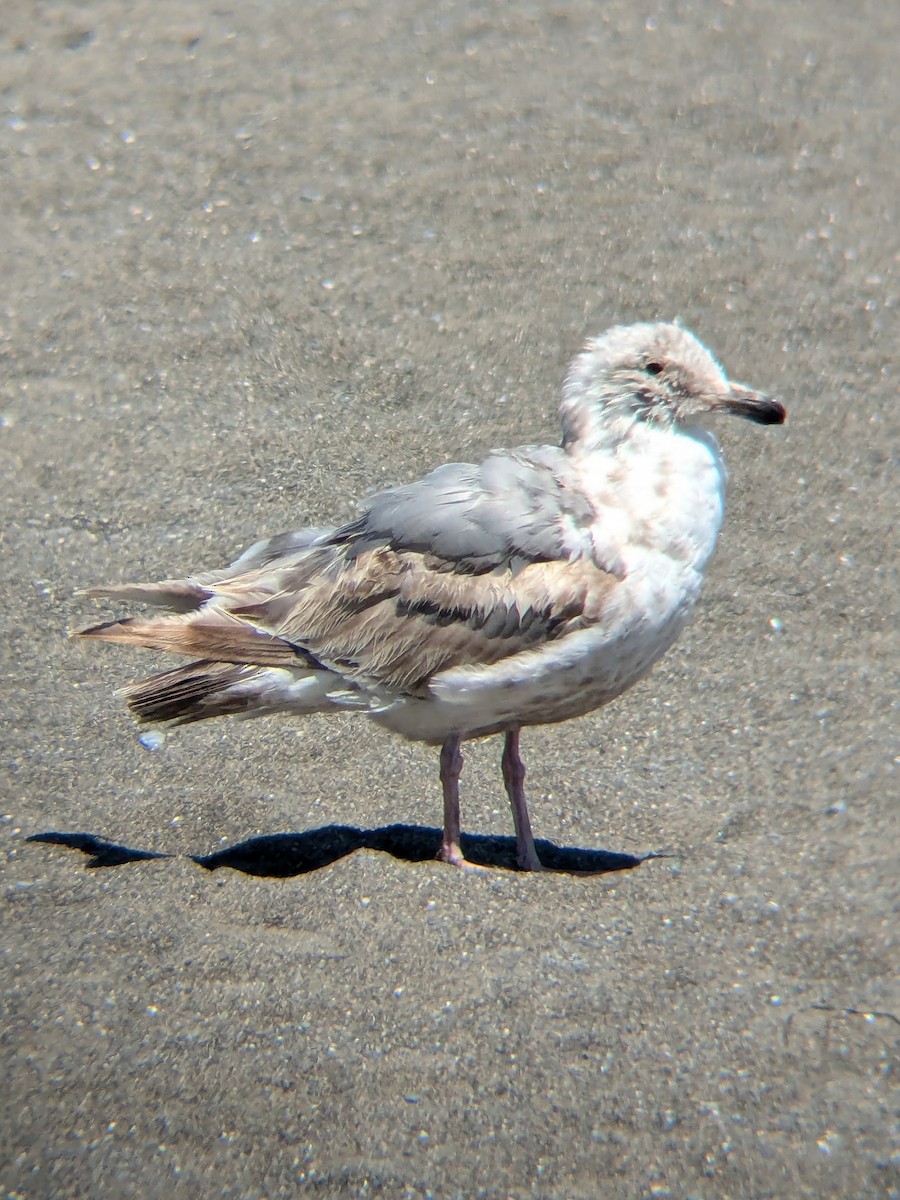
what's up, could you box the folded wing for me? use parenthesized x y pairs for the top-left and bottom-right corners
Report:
(77, 448), (620, 711)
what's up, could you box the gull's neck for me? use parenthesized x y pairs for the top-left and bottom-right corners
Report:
(566, 419), (728, 578)
(560, 376), (652, 452)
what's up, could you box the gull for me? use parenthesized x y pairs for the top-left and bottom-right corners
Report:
(76, 322), (785, 871)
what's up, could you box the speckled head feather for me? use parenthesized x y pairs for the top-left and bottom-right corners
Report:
(561, 322), (784, 447)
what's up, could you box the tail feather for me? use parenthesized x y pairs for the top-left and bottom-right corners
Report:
(75, 613), (317, 669)
(122, 661), (265, 725)
(83, 581), (212, 613)
(75, 529), (341, 728)
(81, 529), (334, 616)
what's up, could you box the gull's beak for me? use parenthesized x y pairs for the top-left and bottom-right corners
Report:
(720, 383), (786, 426)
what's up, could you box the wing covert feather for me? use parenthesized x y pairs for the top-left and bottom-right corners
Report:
(238, 547), (620, 694)
(78, 445), (618, 695)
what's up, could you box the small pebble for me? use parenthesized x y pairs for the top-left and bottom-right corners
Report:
(138, 730), (166, 751)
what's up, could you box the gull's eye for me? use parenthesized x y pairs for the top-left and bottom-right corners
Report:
(645, 361), (664, 376)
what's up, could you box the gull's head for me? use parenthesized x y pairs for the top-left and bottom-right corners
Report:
(561, 322), (785, 450)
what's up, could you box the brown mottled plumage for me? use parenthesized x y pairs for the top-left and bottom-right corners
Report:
(76, 323), (785, 870)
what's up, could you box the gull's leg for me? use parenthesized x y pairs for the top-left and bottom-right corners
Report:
(502, 727), (543, 871)
(438, 734), (470, 868)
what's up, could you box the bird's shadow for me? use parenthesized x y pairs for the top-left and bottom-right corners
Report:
(28, 825), (656, 877)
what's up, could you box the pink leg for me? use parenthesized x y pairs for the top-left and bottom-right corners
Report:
(502, 728), (543, 871)
(438, 734), (472, 869)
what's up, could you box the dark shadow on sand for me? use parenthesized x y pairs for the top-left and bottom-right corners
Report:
(28, 825), (654, 876)
(27, 831), (171, 868)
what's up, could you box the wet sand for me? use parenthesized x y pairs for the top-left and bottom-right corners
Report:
(2, 2), (897, 1197)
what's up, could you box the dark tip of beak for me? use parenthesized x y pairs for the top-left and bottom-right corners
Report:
(725, 387), (786, 426)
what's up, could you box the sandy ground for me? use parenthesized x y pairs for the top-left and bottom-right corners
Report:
(2, 1), (898, 1197)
